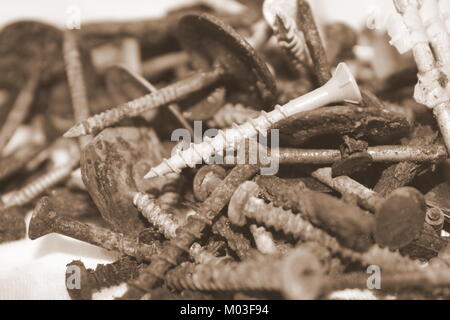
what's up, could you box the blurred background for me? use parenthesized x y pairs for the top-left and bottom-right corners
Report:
(0, 0), (394, 30)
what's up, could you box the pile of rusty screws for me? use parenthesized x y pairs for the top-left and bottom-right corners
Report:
(4, 0), (450, 301)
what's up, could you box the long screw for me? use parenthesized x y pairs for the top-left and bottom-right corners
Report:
(28, 197), (162, 261)
(65, 257), (141, 300)
(229, 180), (364, 260)
(145, 62), (362, 178)
(166, 246), (325, 300)
(311, 167), (426, 250)
(63, 29), (92, 148)
(64, 13), (276, 138)
(121, 164), (259, 299)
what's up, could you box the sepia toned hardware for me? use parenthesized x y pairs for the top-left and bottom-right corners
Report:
(3, 0), (450, 301)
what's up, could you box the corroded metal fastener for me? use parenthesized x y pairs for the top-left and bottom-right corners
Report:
(254, 176), (374, 251)
(63, 29), (92, 148)
(133, 192), (180, 239)
(146, 62), (362, 178)
(121, 164), (259, 299)
(65, 257), (141, 300)
(229, 181), (365, 259)
(311, 167), (427, 250)
(274, 144), (447, 164)
(28, 197), (162, 261)
(64, 13), (276, 138)
(166, 247), (325, 300)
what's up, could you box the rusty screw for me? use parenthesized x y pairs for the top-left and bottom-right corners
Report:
(64, 13), (276, 138)
(65, 257), (141, 300)
(312, 167), (427, 250)
(133, 192), (180, 239)
(166, 246), (324, 300)
(121, 164), (260, 299)
(229, 181), (363, 260)
(28, 197), (162, 261)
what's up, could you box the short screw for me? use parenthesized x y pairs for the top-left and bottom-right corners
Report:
(65, 257), (141, 300)
(121, 164), (260, 299)
(166, 246), (325, 300)
(311, 167), (427, 250)
(146, 62), (361, 178)
(229, 181), (364, 260)
(28, 197), (162, 261)
(63, 29), (92, 148)
(64, 13), (276, 138)
(133, 192), (180, 239)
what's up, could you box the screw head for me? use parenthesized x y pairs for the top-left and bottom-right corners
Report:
(280, 247), (324, 300)
(228, 181), (260, 226)
(374, 187), (426, 250)
(177, 13), (277, 109)
(28, 196), (56, 240)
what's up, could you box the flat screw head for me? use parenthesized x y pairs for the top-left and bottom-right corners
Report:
(374, 187), (426, 250)
(28, 196), (56, 240)
(281, 247), (324, 300)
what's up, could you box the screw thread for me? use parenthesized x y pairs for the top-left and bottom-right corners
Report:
(147, 106), (285, 177)
(167, 258), (280, 292)
(273, 13), (310, 76)
(133, 192), (179, 239)
(211, 216), (256, 260)
(2, 164), (74, 208)
(64, 70), (220, 137)
(207, 104), (260, 128)
(92, 257), (140, 289)
(243, 196), (362, 262)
